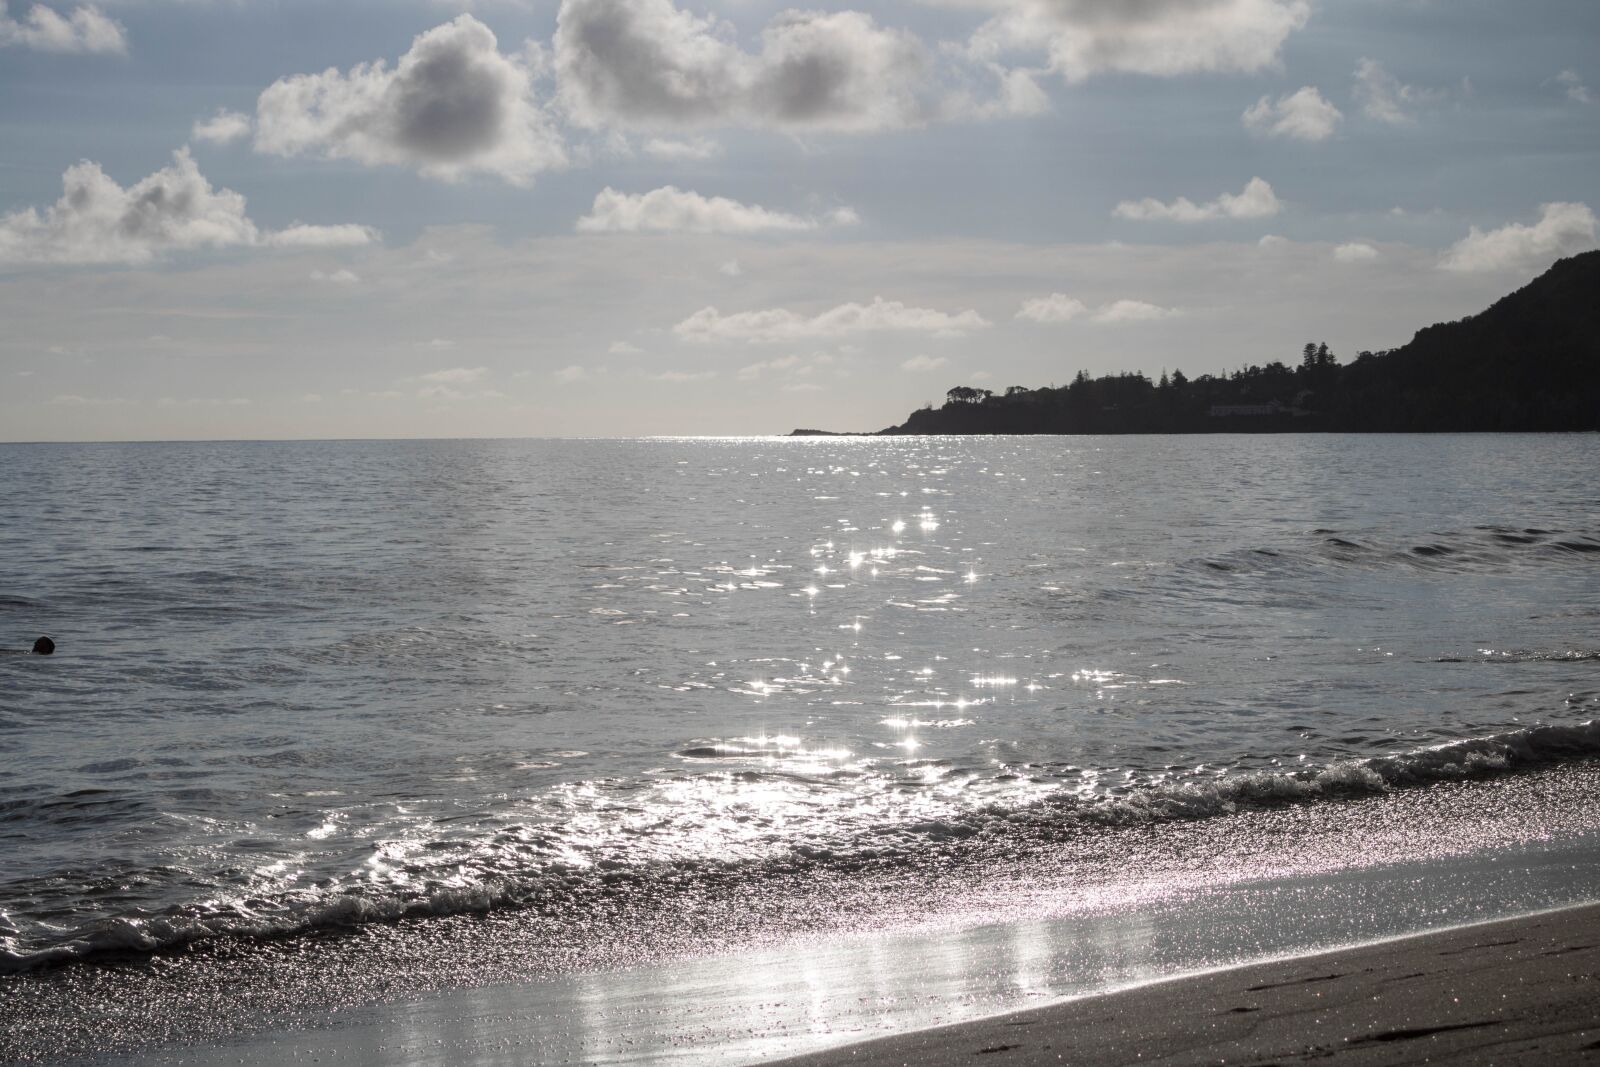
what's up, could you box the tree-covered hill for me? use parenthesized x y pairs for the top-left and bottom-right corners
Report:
(800, 250), (1600, 436)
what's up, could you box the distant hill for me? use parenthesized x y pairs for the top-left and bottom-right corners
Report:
(795, 250), (1600, 435)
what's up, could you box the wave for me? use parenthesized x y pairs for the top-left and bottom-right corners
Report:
(1188, 525), (1600, 579)
(1436, 649), (1600, 664)
(4, 719), (1597, 976)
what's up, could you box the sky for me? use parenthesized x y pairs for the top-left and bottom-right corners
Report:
(1, 0), (1596, 440)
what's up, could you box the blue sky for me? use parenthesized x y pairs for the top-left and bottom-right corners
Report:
(2, 0), (1596, 439)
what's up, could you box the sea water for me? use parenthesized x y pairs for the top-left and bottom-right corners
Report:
(2, 434), (1599, 1057)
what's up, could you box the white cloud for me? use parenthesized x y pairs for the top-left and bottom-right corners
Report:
(719, 258), (743, 277)
(737, 353), (812, 380)
(553, 364), (588, 382)
(1242, 86), (1341, 142)
(1092, 299), (1179, 323)
(642, 136), (722, 161)
(1555, 69), (1593, 105)
(900, 354), (948, 371)
(0, 148), (371, 266)
(554, 0), (931, 132)
(1017, 293), (1177, 322)
(310, 268), (361, 284)
(1333, 241), (1379, 263)
(418, 366), (487, 383)
(0, 2), (124, 53)
(576, 187), (855, 235)
(1353, 58), (1446, 125)
(782, 382), (824, 393)
(940, 61), (1050, 121)
(192, 109), (252, 146)
(1440, 202), (1597, 273)
(422, 337), (455, 349)
(255, 15), (566, 185)
(1258, 234), (1289, 248)
(1016, 292), (1086, 322)
(608, 340), (642, 354)
(264, 223), (379, 248)
(651, 369), (716, 382)
(962, 0), (1309, 84)
(675, 296), (991, 343)
(1114, 177), (1281, 223)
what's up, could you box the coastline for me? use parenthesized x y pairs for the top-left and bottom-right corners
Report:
(13, 763), (1600, 1066)
(762, 903), (1600, 1066)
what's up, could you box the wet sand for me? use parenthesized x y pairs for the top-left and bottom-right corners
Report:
(766, 903), (1600, 1066)
(12, 772), (1600, 1066)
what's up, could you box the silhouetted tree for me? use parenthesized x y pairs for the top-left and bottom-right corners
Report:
(883, 252), (1600, 435)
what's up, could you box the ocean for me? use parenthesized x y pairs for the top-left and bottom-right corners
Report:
(3, 434), (1599, 1063)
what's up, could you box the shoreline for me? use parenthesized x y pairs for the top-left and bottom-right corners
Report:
(762, 903), (1600, 1066)
(15, 796), (1599, 1066)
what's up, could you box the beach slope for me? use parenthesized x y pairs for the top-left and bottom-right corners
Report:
(765, 904), (1600, 1066)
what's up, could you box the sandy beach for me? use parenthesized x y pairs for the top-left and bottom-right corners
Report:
(768, 903), (1600, 1066)
(8, 767), (1600, 1067)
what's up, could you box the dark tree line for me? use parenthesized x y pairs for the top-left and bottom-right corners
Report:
(881, 251), (1600, 435)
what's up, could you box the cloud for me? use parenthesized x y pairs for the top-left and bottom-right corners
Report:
(310, 268), (361, 284)
(1440, 202), (1597, 273)
(739, 353), (845, 381)
(1016, 292), (1086, 322)
(650, 369), (716, 381)
(1091, 299), (1179, 323)
(1555, 69), (1593, 105)
(900, 354), (949, 371)
(1242, 86), (1341, 142)
(719, 258), (742, 276)
(1332, 241), (1379, 263)
(0, 148), (372, 266)
(553, 364), (588, 382)
(576, 186), (856, 234)
(1017, 293), (1176, 322)
(962, 0), (1309, 84)
(0, 2), (124, 53)
(192, 109), (252, 146)
(642, 136), (722, 161)
(417, 384), (505, 401)
(158, 396), (252, 408)
(1114, 177), (1281, 223)
(49, 393), (130, 406)
(554, 0), (931, 132)
(739, 355), (795, 380)
(264, 223), (379, 248)
(255, 14), (566, 185)
(1353, 58), (1446, 125)
(417, 366), (487, 383)
(675, 296), (990, 343)
(608, 340), (642, 354)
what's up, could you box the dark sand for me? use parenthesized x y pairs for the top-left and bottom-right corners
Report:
(765, 904), (1600, 1066)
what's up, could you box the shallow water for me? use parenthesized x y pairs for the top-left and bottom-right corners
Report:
(2, 434), (1599, 974)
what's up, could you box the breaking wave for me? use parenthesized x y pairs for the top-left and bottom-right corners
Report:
(5, 719), (1597, 976)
